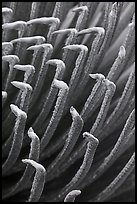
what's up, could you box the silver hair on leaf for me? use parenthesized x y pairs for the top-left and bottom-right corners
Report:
(2, 2), (135, 202)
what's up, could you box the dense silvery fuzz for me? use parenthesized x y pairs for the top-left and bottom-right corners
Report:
(2, 2), (135, 202)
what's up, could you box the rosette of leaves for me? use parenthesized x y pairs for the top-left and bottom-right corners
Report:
(2, 2), (135, 202)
